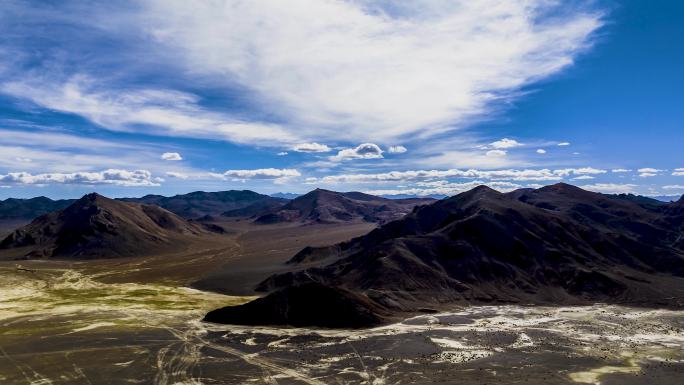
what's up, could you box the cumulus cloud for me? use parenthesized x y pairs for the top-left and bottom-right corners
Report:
(161, 152), (183, 161)
(637, 168), (663, 178)
(580, 183), (637, 194)
(557, 142), (571, 146)
(292, 142), (331, 153)
(277, 151), (288, 156)
(143, 1), (601, 142)
(388, 145), (408, 154)
(489, 138), (523, 149)
(572, 175), (594, 180)
(672, 168), (684, 176)
(611, 168), (632, 173)
(0, 169), (161, 187)
(536, 149), (547, 154)
(486, 149), (507, 158)
(222, 168), (301, 179)
(331, 143), (383, 161)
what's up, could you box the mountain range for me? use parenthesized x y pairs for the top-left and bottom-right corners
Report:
(121, 190), (287, 219)
(205, 183), (684, 328)
(0, 189), (432, 259)
(0, 193), (211, 259)
(254, 188), (434, 224)
(0, 196), (75, 220)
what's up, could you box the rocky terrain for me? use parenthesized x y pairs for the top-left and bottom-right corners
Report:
(207, 183), (684, 327)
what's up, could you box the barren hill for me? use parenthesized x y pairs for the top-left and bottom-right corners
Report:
(0, 193), (210, 259)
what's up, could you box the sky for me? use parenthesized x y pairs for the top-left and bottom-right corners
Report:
(0, 0), (682, 199)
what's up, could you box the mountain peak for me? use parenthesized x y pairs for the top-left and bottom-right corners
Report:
(1, 193), (206, 259)
(540, 182), (583, 191)
(254, 189), (431, 224)
(79, 192), (107, 202)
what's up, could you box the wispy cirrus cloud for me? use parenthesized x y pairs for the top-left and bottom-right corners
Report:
(1, 77), (298, 146)
(141, 0), (602, 143)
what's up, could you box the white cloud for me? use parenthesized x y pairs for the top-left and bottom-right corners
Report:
(277, 151), (288, 156)
(0, 129), (178, 173)
(611, 168), (632, 173)
(580, 183), (637, 194)
(388, 145), (408, 154)
(292, 142), (331, 153)
(161, 152), (183, 161)
(165, 171), (188, 179)
(317, 167), (608, 184)
(572, 175), (594, 180)
(0, 169), (161, 187)
(557, 167), (606, 175)
(486, 149), (507, 157)
(144, 1), (601, 142)
(421, 148), (527, 169)
(2, 77), (297, 146)
(222, 168), (301, 179)
(557, 142), (570, 146)
(672, 168), (684, 176)
(637, 168), (662, 178)
(364, 180), (524, 197)
(536, 149), (546, 154)
(663, 185), (684, 190)
(489, 138), (523, 149)
(331, 143), (384, 161)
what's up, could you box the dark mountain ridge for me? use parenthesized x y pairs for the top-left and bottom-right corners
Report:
(0, 196), (75, 220)
(206, 183), (684, 328)
(122, 190), (288, 219)
(254, 188), (434, 224)
(0, 193), (211, 259)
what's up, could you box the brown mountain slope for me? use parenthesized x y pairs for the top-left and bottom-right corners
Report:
(0, 193), (210, 259)
(254, 188), (433, 224)
(206, 184), (684, 328)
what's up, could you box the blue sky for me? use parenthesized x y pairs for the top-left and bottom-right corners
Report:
(0, 0), (682, 199)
